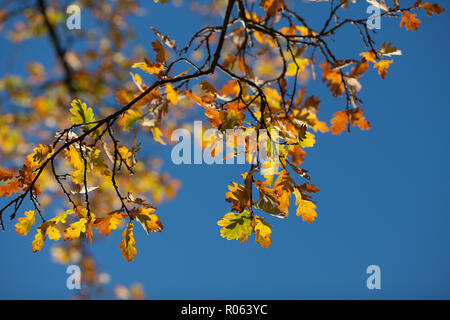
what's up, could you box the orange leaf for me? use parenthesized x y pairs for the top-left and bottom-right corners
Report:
(260, 0), (285, 17)
(360, 51), (376, 64)
(330, 110), (349, 135)
(94, 213), (126, 237)
(0, 180), (22, 197)
(220, 80), (239, 96)
(320, 61), (344, 97)
(0, 168), (14, 181)
(15, 210), (36, 236)
(418, 2), (444, 16)
(400, 11), (421, 31)
(119, 222), (137, 262)
(374, 60), (393, 79)
(151, 40), (166, 64)
(330, 109), (371, 134)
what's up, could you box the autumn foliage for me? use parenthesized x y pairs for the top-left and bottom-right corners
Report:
(0, 0), (444, 297)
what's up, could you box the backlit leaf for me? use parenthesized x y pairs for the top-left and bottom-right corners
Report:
(217, 211), (252, 243)
(400, 11), (421, 31)
(64, 218), (88, 241)
(253, 215), (272, 248)
(119, 222), (137, 262)
(94, 212), (127, 237)
(15, 210), (35, 236)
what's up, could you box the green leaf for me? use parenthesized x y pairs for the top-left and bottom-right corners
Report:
(70, 99), (95, 125)
(69, 99), (99, 137)
(217, 211), (252, 243)
(119, 109), (143, 131)
(89, 149), (110, 176)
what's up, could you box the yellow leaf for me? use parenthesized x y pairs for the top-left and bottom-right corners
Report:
(152, 127), (166, 145)
(217, 211), (252, 243)
(132, 61), (164, 74)
(299, 132), (315, 148)
(253, 216), (272, 248)
(31, 144), (54, 165)
(165, 83), (178, 104)
(261, 158), (281, 185)
(15, 210), (35, 236)
(294, 188), (302, 206)
(133, 207), (163, 234)
(51, 209), (74, 225)
(374, 60), (393, 79)
(296, 26), (309, 36)
(286, 58), (309, 76)
(264, 87), (282, 102)
(65, 146), (83, 170)
(296, 200), (317, 224)
(119, 222), (137, 262)
(118, 108), (143, 130)
(46, 225), (61, 241)
(118, 145), (133, 167)
(72, 168), (85, 185)
(64, 218), (87, 241)
(310, 114), (329, 133)
(31, 229), (45, 253)
(360, 51), (376, 63)
(94, 213), (126, 237)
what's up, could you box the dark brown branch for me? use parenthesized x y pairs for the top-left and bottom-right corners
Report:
(0, 0), (237, 230)
(36, 0), (75, 95)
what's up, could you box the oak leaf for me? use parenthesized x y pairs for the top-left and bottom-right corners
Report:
(64, 218), (88, 241)
(0, 180), (22, 197)
(132, 207), (163, 234)
(32, 144), (53, 164)
(253, 216), (272, 248)
(286, 58), (309, 76)
(118, 109), (143, 130)
(418, 2), (444, 16)
(165, 84), (178, 104)
(400, 11), (421, 31)
(152, 40), (166, 64)
(15, 210), (36, 236)
(31, 229), (45, 253)
(0, 169), (14, 181)
(296, 198), (317, 224)
(374, 60), (393, 79)
(152, 127), (167, 145)
(132, 60), (164, 75)
(119, 222), (137, 262)
(217, 211), (252, 243)
(94, 213), (127, 237)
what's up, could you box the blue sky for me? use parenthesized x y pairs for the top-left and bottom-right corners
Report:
(1, 1), (450, 299)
